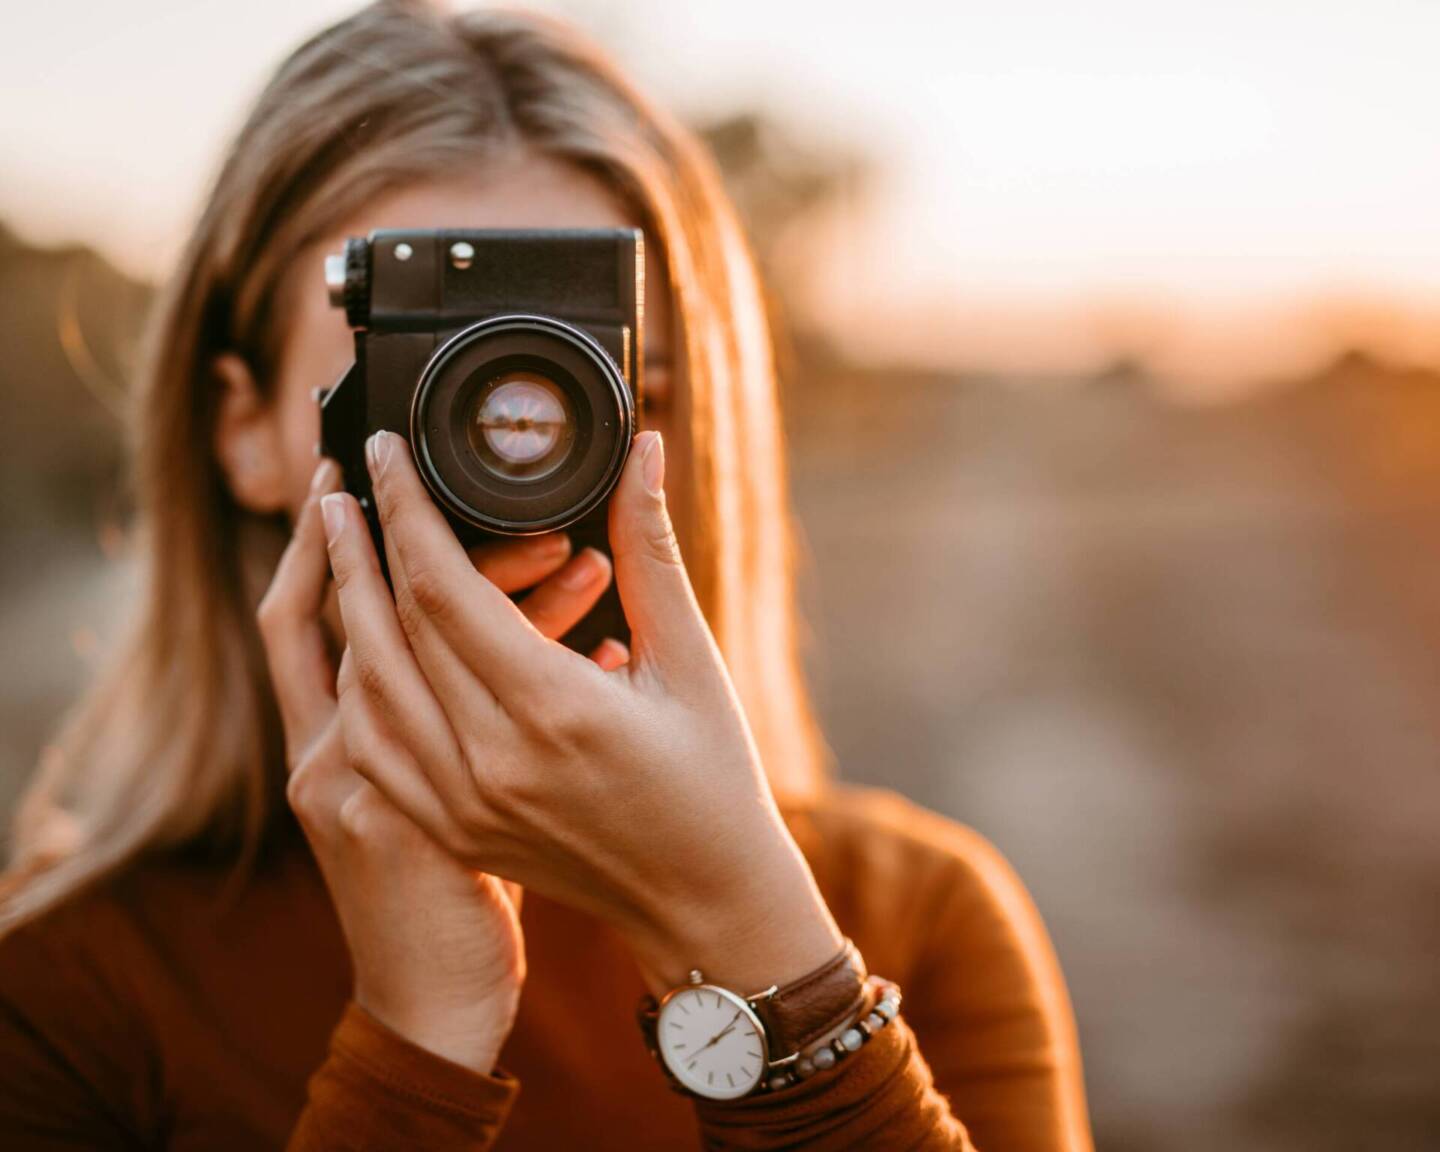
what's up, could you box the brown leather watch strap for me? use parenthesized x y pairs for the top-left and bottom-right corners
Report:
(747, 938), (867, 1057)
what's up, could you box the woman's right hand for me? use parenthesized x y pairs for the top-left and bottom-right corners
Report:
(256, 457), (627, 1074)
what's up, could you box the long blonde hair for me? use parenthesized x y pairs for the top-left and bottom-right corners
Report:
(3, 1), (825, 932)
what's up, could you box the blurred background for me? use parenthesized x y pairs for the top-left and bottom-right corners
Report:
(3, 2), (1439, 1148)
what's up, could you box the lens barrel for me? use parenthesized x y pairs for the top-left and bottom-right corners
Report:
(410, 314), (632, 534)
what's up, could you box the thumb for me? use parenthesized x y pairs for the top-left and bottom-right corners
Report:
(608, 431), (713, 677)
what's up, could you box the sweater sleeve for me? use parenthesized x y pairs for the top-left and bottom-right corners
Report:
(287, 1001), (520, 1152)
(902, 824), (1092, 1150)
(691, 1009), (976, 1150)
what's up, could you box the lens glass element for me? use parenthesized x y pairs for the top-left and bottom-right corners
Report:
(464, 370), (576, 482)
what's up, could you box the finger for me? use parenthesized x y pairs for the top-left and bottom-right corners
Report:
(518, 547), (612, 641)
(320, 490), (483, 803)
(466, 533), (572, 593)
(285, 716), (364, 835)
(257, 460), (344, 757)
(589, 637), (630, 672)
(334, 662), (469, 854)
(607, 432), (715, 678)
(366, 430), (582, 705)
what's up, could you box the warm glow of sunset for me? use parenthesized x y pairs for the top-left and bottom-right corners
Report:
(4, 0), (1439, 384)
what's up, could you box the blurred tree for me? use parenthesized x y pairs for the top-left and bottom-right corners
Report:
(0, 224), (148, 555)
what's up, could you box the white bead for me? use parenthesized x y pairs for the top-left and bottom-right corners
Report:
(864, 1012), (884, 1031)
(768, 1075), (789, 1092)
(812, 1046), (837, 1070)
(840, 1028), (865, 1052)
(796, 1055), (815, 1078)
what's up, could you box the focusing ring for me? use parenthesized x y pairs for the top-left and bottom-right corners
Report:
(342, 237), (371, 328)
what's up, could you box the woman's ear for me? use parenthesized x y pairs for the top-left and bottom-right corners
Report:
(212, 352), (289, 514)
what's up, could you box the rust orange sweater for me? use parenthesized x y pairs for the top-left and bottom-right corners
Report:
(0, 783), (1091, 1149)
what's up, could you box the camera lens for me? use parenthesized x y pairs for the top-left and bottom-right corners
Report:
(465, 371), (576, 481)
(410, 314), (633, 535)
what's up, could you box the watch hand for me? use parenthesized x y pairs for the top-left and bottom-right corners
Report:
(698, 1009), (743, 1052)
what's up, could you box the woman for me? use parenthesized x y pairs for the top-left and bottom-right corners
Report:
(0, 3), (1092, 1148)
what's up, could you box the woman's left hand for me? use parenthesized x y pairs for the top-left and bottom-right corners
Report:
(319, 428), (843, 996)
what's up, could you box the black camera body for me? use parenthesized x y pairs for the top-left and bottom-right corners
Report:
(319, 228), (644, 654)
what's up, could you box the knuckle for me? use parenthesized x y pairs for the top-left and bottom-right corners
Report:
(336, 790), (372, 841)
(404, 564), (453, 623)
(393, 588), (428, 642)
(254, 593), (287, 640)
(526, 688), (595, 749)
(638, 517), (681, 568)
(284, 766), (309, 815)
(286, 761), (323, 825)
(456, 733), (503, 790)
(506, 677), (556, 729)
(352, 652), (391, 704)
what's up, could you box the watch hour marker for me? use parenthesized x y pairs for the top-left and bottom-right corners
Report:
(707, 1071), (714, 1085)
(726, 1073), (735, 1087)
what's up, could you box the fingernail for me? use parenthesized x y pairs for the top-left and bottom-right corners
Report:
(309, 459), (339, 495)
(639, 431), (664, 496)
(366, 431), (394, 480)
(558, 548), (604, 590)
(320, 494), (346, 546)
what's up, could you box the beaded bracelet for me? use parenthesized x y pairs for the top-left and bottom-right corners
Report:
(761, 974), (903, 1092)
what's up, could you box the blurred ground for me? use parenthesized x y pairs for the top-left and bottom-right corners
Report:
(3, 225), (1439, 1150)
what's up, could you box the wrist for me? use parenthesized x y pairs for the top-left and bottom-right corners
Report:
(637, 935), (873, 1100)
(355, 981), (521, 1076)
(624, 839), (844, 998)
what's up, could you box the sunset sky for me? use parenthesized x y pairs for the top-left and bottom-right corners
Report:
(4, 0), (1439, 389)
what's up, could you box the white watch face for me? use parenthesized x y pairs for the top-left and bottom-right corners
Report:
(656, 984), (767, 1099)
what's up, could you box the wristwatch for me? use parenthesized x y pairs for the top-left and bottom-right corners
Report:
(637, 938), (867, 1101)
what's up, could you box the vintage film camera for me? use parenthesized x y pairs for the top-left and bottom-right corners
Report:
(319, 228), (644, 653)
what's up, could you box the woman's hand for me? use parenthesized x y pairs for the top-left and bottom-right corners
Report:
(257, 460), (628, 1072)
(319, 429), (844, 999)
